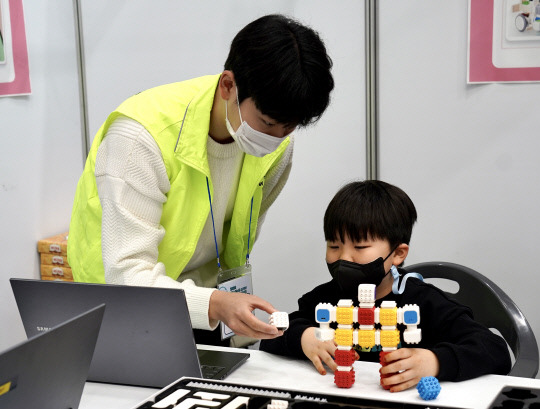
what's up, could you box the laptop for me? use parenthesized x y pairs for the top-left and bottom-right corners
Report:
(0, 304), (105, 409)
(10, 278), (249, 388)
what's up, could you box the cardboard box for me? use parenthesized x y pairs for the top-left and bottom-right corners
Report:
(41, 275), (73, 282)
(40, 264), (73, 281)
(40, 253), (70, 267)
(38, 232), (72, 281)
(37, 232), (68, 256)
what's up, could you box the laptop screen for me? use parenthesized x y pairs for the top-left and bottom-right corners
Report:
(0, 304), (104, 409)
(10, 279), (202, 387)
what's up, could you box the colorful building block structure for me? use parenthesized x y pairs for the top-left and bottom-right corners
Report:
(315, 284), (421, 389)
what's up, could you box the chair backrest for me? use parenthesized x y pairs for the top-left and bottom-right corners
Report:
(406, 261), (539, 378)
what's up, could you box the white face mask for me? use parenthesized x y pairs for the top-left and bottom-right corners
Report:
(225, 89), (284, 157)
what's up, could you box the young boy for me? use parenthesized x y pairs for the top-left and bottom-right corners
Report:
(260, 180), (511, 392)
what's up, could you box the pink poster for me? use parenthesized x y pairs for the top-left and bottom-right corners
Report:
(468, 0), (540, 83)
(0, 0), (31, 96)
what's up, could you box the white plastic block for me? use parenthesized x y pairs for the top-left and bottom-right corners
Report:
(269, 312), (289, 331)
(380, 300), (397, 309)
(337, 299), (354, 308)
(353, 329), (358, 345)
(358, 284), (376, 306)
(315, 326), (335, 342)
(267, 399), (289, 409)
(403, 327), (422, 344)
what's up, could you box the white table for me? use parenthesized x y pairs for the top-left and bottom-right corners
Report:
(79, 345), (540, 409)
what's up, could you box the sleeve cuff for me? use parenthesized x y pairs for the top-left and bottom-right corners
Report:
(183, 283), (218, 331)
(153, 276), (218, 331)
(286, 322), (312, 359)
(432, 345), (459, 381)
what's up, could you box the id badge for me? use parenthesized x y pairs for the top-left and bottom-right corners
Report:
(216, 264), (253, 340)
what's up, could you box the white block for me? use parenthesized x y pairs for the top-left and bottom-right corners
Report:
(315, 327), (335, 342)
(269, 312), (289, 331)
(403, 328), (422, 344)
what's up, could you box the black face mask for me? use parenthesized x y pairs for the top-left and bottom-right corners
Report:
(327, 251), (393, 299)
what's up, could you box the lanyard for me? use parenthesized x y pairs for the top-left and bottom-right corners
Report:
(390, 265), (424, 294)
(206, 177), (253, 272)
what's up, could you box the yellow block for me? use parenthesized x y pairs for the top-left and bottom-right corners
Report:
(357, 329), (376, 349)
(379, 307), (398, 326)
(380, 329), (400, 348)
(335, 328), (354, 347)
(336, 306), (354, 325)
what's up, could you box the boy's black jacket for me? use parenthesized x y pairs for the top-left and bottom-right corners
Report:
(260, 268), (511, 381)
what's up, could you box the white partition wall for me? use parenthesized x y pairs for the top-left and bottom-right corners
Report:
(0, 1), (82, 349)
(378, 0), (540, 364)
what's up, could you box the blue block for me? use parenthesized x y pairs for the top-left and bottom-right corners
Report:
(316, 309), (330, 323)
(404, 310), (418, 325)
(416, 376), (441, 401)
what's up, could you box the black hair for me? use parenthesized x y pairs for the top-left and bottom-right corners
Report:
(324, 180), (417, 250)
(224, 14), (334, 128)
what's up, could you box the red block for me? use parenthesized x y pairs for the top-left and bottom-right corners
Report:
(379, 351), (396, 391)
(379, 351), (388, 366)
(334, 369), (355, 388)
(357, 307), (376, 325)
(335, 348), (356, 366)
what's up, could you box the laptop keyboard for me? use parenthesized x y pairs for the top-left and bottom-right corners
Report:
(200, 364), (226, 379)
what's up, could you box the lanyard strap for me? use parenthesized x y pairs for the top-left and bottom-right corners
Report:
(390, 265), (424, 294)
(206, 178), (221, 270)
(246, 197), (253, 265)
(206, 177), (253, 270)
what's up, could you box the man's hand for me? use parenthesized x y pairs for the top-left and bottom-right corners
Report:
(380, 348), (440, 392)
(208, 290), (283, 339)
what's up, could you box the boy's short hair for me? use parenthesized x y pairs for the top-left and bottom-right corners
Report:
(224, 14), (334, 128)
(324, 180), (417, 249)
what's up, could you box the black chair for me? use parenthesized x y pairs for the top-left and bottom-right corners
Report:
(406, 261), (539, 378)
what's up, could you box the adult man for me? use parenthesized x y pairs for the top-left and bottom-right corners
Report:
(68, 14), (334, 346)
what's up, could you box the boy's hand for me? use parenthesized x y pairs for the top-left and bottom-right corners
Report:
(301, 327), (342, 375)
(379, 348), (440, 392)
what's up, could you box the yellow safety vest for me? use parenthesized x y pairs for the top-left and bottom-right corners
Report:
(68, 74), (290, 283)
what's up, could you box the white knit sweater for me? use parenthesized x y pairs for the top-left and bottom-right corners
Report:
(95, 116), (293, 330)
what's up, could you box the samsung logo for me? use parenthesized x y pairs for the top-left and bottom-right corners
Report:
(36, 326), (51, 332)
